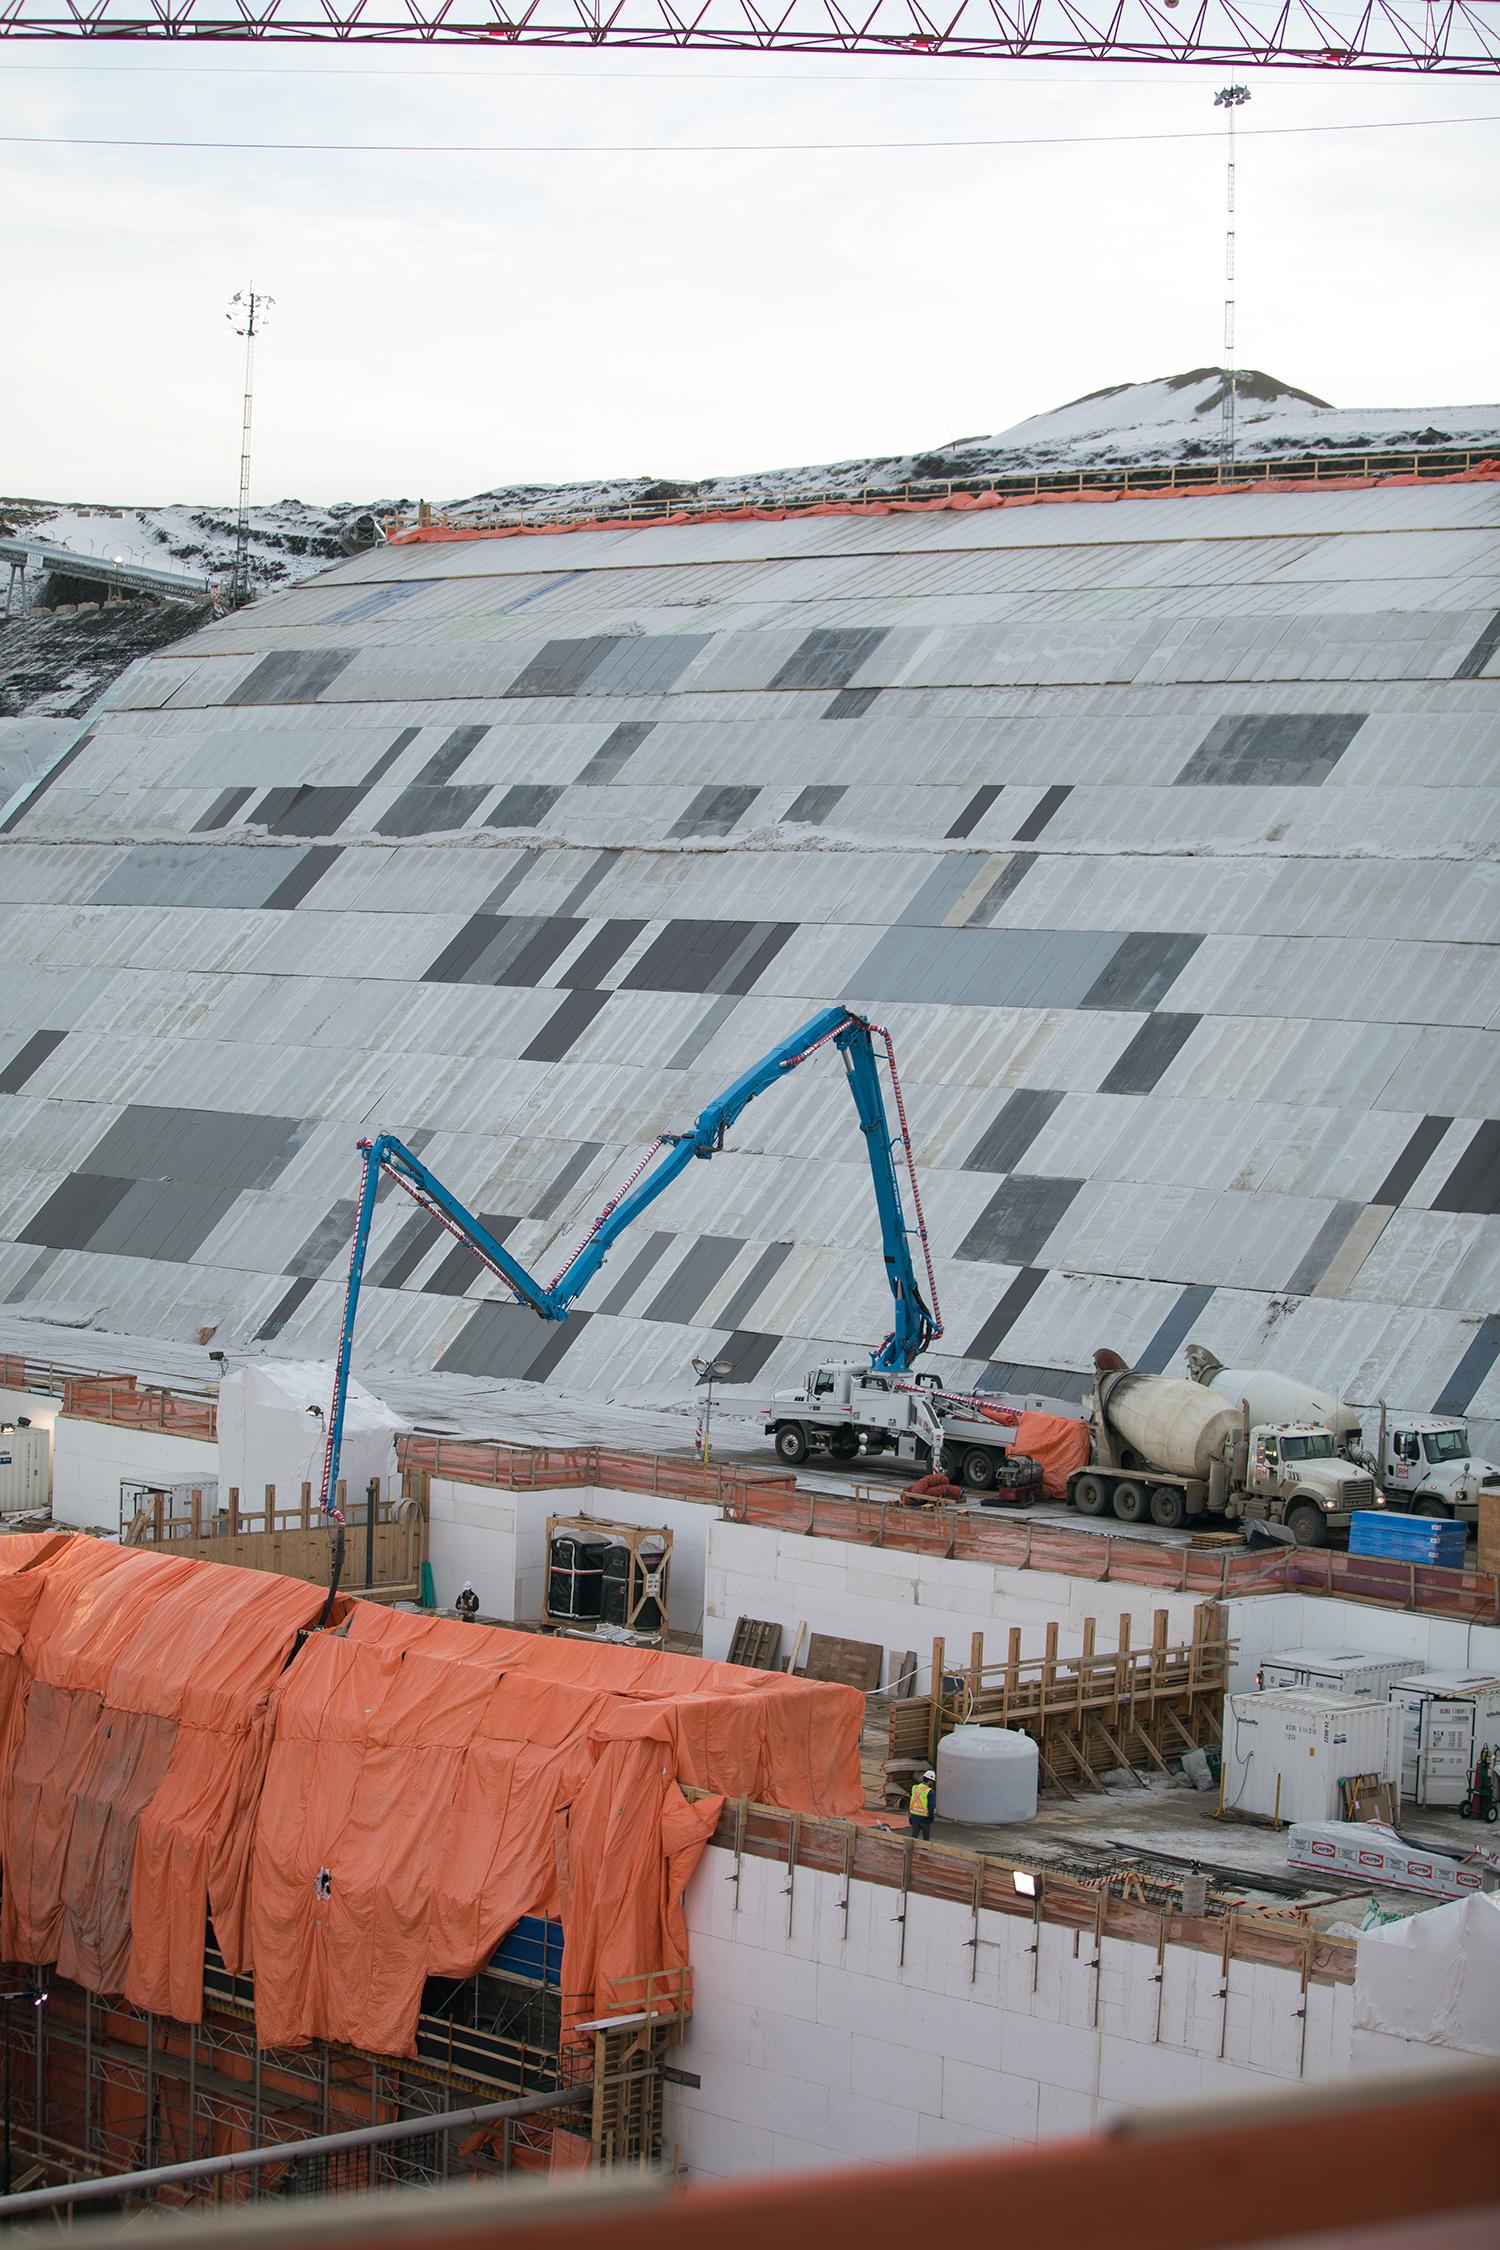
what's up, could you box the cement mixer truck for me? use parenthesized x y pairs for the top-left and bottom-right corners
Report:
(1070, 1353), (1381, 1547)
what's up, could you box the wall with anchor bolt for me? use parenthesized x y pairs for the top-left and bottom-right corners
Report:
(663, 1847), (1352, 2177)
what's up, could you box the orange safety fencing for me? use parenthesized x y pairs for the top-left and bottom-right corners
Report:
(0, 1540), (865, 2064)
(0, 1356), (218, 1443)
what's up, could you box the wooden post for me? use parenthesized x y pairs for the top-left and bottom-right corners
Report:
(929, 1637), (945, 1761)
(152, 1488), (164, 1543)
(264, 1483), (276, 1536)
(1078, 1617), (1095, 1729)
(190, 1486), (202, 1539)
(300, 1480), (312, 1533)
(228, 1485), (239, 1536)
(1005, 1627), (1021, 1727)
(969, 1630), (984, 1716)
(1042, 1622), (1058, 1718)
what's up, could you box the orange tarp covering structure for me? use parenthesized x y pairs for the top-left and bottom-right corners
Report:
(0, 1541), (865, 2061)
(1013, 1412), (1092, 1501)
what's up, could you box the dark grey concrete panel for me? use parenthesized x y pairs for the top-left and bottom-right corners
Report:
(285, 1200), (358, 1279)
(715, 1241), (793, 1331)
(1100, 1012), (1201, 1096)
(194, 787), (254, 833)
(623, 919), (793, 997)
(965, 1265), (1046, 1361)
(560, 919), (646, 989)
(1456, 610), (1500, 680)
(0, 1028), (66, 1096)
(328, 581), (427, 625)
(669, 785), (759, 839)
(488, 784), (564, 830)
(1135, 1284), (1215, 1374)
(374, 785), (489, 837)
(1372, 1114), (1453, 1207)
(584, 635), (709, 695)
(93, 843), (309, 910)
(556, 852), (618, 917)
(1432, 1120), (1500, 1216)
(848, 923), (1117, 1011)
(6, 1248), (60, 1303)
(667, 996), (738, 1070)
(361, 726), (420, 786)
(532, 1140), (602, 1223)
(963, 1089), (1064, 1176)
(264, 846), (343, 911)
(83, 1105), (305, 1191)
(368, 1212), (444, 1290)
(956, 1175), (1083, 1266)
(504, 639), (616, 698)
(713, 1331), (780, 1384)
(899, 855), (991, 929)
(644, 1235), (742, 1323)
(576, 720), (655, 784)
(437, 1300), (589, 1380)
(1012, 785), (1072, 842)
(228, 651), (354, 706)
(19, 1172), (135, 1249)
(947, 785), (1002, 841)
(722, 923), (797, 996)
(479, 858), (537, 913)
(522, 988), (611, 1063)
(255, 1277), (314, 1341)
(769, 628), (888, 692)
(1079, 931), (1202, 1013)
(782, 785), (846, 826)
(1434, 1315), (1500, 1415)
(596, 1230), (674, 1314)
(1176, 712), (1366, 785)
(490, 917), (587, 988)
(1285, 1202), (1364, 1296)
(88, 1177), (239, 1263)
(965, 852), (1037, 926)
(823, 686), (881, 720)
(424, 1215), (518, 1296)
(975, 1361), (1090, 1405)
(417, 724), (489, 785)
(423, 913), (503, 985)
(252, 785), (369, 837)
(0, 728), (93, 834)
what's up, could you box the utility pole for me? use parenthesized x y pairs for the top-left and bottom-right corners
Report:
(1214, 85), (1250, 470)
(226, 288), (273, 609)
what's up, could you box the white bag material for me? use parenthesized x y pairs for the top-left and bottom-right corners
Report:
(1352, 1892), (1500, 2060)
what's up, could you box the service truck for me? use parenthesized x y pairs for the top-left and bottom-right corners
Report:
(1070, 1356), (1381, 1546)
(765, 1361), (1042, 1496)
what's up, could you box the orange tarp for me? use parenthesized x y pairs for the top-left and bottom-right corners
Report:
(1013, 1412), (1092, 1501)
(0, 1543), (865, 2061)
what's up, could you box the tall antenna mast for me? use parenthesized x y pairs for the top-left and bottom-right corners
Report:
(227, 288), (273, 610)
(1214, 85), (1250, 469)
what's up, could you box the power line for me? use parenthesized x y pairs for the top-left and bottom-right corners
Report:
(3, 111), (1495, 155)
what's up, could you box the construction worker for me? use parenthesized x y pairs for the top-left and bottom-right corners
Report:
(909, 1769), (936, 1840)
(455, 1581), (480, 1623)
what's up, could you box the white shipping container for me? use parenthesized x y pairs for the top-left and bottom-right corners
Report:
(0, 1423), (49, 1512)
(1222, 1689), (1403, 1824)
(1390, 1672), (1500, 1807)
(1258, 1648), (1419, 1701)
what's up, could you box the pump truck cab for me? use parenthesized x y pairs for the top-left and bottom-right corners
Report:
(766, 1361), (1042, 1497)
(1070, 1352), (1381, 1547)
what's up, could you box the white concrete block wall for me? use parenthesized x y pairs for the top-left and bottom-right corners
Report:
(50, 1416), (218, 1533)
(426, 1481), (710, 1629)
(704, 1519), (1205, 1688)
(1226, 1591), (1500, 1690)
(665, 1847), (1352, 2179)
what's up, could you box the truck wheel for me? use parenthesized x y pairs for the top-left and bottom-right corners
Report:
(941, 1443), (963, 1481)
(1149, 1487), (1187, 1530)
(1408, 1496), (1452, 1518)
(961, 1448), (997, 1491)
(830, 1430), (859, 1462)
(1112, 1480), (1149, 1524)
(774, 1425), (809, 1465)
(1286, 1502), (1327, 1549)
(1073, 1473), (1110, 1517)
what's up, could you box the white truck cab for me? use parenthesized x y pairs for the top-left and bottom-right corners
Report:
(766, 1360), (1040, 1495)
(1378, 1415), (1498, 1526)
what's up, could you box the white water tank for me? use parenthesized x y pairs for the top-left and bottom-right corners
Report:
(936, 1725), (1039, 1824)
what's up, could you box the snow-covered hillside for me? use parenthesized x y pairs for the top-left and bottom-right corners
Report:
(5, 368), (1497, 600)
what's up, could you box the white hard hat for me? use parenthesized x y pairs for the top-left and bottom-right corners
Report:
(924, 1769), (936, 1781)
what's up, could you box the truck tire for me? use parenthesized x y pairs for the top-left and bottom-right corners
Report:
(1112, 1480), (1149, 1524)
(774, 1424), (809, 1465)
(1285, 1501), (1327, 1549)
(941, 1443), (964, 1481)
(1072, 1473), (1110, 1517)
(960, 1447), (997, 1491)
(1408, 1496), (1452, 1518)
(829, 1429), (860, 1462)
(1149, 1486), (1187, 1529)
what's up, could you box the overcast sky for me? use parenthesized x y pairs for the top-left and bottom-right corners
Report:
(3, 48), (1496, 505)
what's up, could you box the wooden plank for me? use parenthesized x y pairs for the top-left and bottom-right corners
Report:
(803, 1631), (882, 1693)
(726, 1617), (783, 1670)
(887, 1650), (918, 1698)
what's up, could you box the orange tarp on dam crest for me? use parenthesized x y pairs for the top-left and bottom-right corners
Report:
(0, 1540), (865, 2057)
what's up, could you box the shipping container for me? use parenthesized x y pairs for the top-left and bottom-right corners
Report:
(0, 1422), (49, 1512)
(1257, 1648), (1420, 1700)
(1221, 1689), (1403, 1824)
(1389, 1672), (1500, 1807)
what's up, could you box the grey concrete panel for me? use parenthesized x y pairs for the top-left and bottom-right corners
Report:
(782, 785), (847, 826)
(576, 720), (655, 784)
(956, 1175), (1084, 1266)
(713, 1331), (780, 1383)
(560, 919), (647, 989)
(423, 912), (504, 985)
(19, 1172), (135, 1250)
(1456, 609), (1500, 679)
(583, 635), (709, 694)
(715, 1242), (793, 1331)
(255, 1277), (314, 1341)
(0, 728), (93, 834)
(1176, 712), (1366, 785)
(966, 1265), (1046, 1360)
(503, 639), (615, 698)
(848, 924), (1122, 1011)
(947, 785), (1003, 840)
(374, 785), (489, 837)
(327, 582), (427, 625)
(437, 1300), (589, 1380)
(88, 1176), (240, 1263)
(368, 1211), (444, 1290)
(669, 786), (760, 839)
(823, 687), (882, 719)
(92, 843), (311, 909)
(417, 723), (489, 784)
(964, 1089), (1065, 1176)
(1012, 786), (1072, 842)
(899, 855), (991, 929)
(228, 651), (354, 705)
(1134, 1284), (1216, 1374)
(1432, 1120), (1500, 1215)
(479, 859), (536, 913)
(1079, 931), (1203, 1012)
(667, 996), (739, 1070)
(522, 988), (611, 1064)
(644, 1236), (742, 1323)
(0, 1029), (67, 1096)
(623, 919), (792, 997)
(556, 853), (619, 917)
(1434, 1314), (1500, 1414)
(251, 785), (369, 836)
(264, 846), (342, 911)
(964, 852), (1038, 925)
(489, 917), (587, 988)
(597, 1231), (674, 1314)
(532, 1141), (602, 1223)
(976, 1361), (1090, 1405)
(769, 628), (889, 691)
(489, 784), (564, 830)
(83, 1105), (305, 1190)
(193, 787), (254, 833)
(1284, 1202), (1365, 1296)
(424, 1214), (518, 1295)
(1100, 1013), (1201, 1096)
(360, 726), (420, 786)
(285, 1200), (358, 1279)
(1373, 1114), (1453, 1206)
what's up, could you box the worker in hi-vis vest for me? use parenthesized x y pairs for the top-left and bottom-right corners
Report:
(909, 1770), (936, 1839)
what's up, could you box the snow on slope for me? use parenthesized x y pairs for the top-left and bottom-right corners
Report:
(6, 369), (1498, 598)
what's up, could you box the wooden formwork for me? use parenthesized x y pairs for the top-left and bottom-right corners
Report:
(888, 1605), (1231, 1796)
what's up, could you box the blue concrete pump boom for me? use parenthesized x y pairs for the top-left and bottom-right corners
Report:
(316, 1005), (940, 1516)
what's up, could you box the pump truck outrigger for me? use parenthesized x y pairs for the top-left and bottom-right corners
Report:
(314, 1005), (945, 1529)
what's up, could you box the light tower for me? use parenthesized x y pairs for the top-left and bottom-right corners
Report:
(226, 288), (273, 610)
(1214, 85), (1250, 469)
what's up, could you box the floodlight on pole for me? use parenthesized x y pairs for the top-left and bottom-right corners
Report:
(1214, 84), (1251, 468)
(691, 1354), (733, 1466)
(227, 288), (273, 610)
